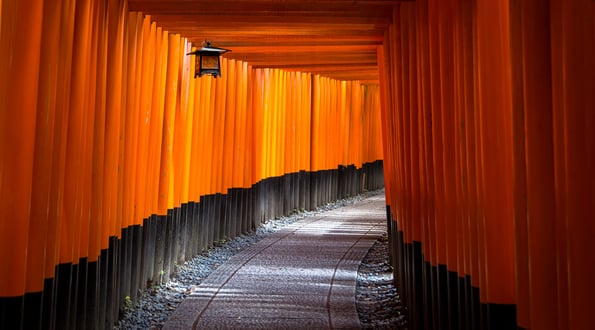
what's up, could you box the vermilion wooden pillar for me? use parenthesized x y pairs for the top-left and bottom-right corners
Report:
(476, 1), (516, 327)
(104, 0), (125, 242)
(25, 3), (62, 326)
(427, 1), (450, 327)
(236, 62), (249, 189)
(551, 1), (595, 328)
(518, 1), (557, 329)
(222, 59), (237, 192)
(158, 34), (179, 214)
(459, 1), (481, 327)
(0, 0), (43, 328)
(122, 11), (140, 233)
(456, 0), (478, 327)
(55, 0), (93, 327)
(88, 0), (109, 268)
(502, 1), (528, 330)
(144, 23), (162, 217)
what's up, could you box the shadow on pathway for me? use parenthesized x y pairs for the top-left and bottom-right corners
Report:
(164, 193), (387, 329)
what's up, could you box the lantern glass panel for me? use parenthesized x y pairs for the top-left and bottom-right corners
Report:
(194, 55), (200, 77)
(201, 55), (220, 70)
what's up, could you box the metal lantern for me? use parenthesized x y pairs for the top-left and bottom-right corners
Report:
(187, 40), (230, 78)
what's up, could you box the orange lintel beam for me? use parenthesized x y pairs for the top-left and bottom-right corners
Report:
(234, 56), (377, 68)
(148, 14), (392, 26)
(228, 44), (378, 54)
(198, 35), (385, 47)
(128, 1), (395, 16)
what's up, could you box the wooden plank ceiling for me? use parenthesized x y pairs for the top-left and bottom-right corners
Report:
(128, 0), (399, 82)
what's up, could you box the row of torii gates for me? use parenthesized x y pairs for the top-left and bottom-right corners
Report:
(1, 0), (594, 329)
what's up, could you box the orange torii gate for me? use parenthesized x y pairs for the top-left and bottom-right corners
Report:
(381, 1), (594, 329)
(2, 0), (595, 329)
(0, 1), (384, 328)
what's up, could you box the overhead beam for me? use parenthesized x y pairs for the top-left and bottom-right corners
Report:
(149, 14), (392, 25)
(127, 0), (395, 81)
(129, 0), (395, 16)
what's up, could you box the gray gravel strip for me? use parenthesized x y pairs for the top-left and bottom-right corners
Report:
(115, 189), (406, 329)
(356, 233), (408, 329)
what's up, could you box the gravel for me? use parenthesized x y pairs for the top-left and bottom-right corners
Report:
(356, 233), (408, 329)
(114, 189), (407, 329)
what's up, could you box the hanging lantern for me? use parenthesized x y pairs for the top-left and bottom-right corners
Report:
(186, 40), (230, 78)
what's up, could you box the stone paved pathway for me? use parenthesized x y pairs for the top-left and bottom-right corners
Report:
(164, 194), (386, 329)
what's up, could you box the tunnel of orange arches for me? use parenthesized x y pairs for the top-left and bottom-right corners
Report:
(1, 0), (594, 329)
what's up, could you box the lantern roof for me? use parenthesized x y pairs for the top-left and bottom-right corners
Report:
(187, 40), (230, 56)
(199, 45), (230, 54)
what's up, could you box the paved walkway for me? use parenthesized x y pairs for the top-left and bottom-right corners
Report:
(164, 193), (386, 329)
